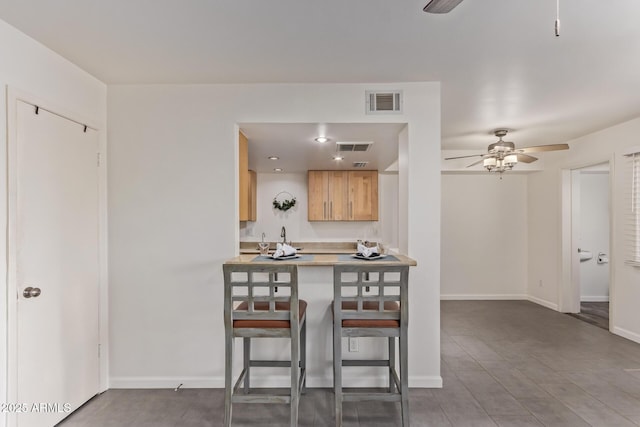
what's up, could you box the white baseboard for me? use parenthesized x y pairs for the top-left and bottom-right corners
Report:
(440, 294), (527, 301)
(109, 376), (222, 389)
(580, 296), (610, 302)
(109, 375), (443, 389)
(409, 376), (443, 388)
(526, 295), (559, 311)
(612, 327), (640, 345)
(440, 294), (560, 312)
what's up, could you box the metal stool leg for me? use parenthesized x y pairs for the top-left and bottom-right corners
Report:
(333, 319), (343, 426)
(224, 330), (233, 427)
(301, 319), (307, 393)
(400, 333), (410, 427)
(290, 325), (300, 427)
(243, 337), (250, 394)
(388, 336), (396, 393)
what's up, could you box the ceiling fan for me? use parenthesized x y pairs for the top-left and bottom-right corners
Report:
(423, 0), (465, 14)
(444, 129), (569, 173)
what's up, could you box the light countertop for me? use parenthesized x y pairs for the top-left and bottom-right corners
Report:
(225, 253), (417, 266)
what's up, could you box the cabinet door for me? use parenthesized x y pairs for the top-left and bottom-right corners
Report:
(328, 171), (349, 221)
(308, 171), (328, 221)
(248, 170), (257, 221)
(239, 131), (250, 221)
(348, 171), (379, 221)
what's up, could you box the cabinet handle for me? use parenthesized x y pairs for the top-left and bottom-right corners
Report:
(350, 201), (353, 219)
(323, 202), (327, 220)
(330, 201), (333, 219)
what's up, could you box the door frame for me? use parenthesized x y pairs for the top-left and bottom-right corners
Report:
(559, 158), (615, 330)
(3, 87), (109, 423)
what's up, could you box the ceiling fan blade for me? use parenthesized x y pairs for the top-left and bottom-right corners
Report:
(516, 153), (538, 164)
(444, 153), (485, 160)
(516, 143), (569, 154)
(423, 0), (464, 13)
(466, 159), (484, 168)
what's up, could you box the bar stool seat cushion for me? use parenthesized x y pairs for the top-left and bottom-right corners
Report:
(233, 300), (307, 329)
(332, 300), (400, 328)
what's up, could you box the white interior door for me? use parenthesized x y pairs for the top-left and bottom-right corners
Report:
(14, 100), (100, 427)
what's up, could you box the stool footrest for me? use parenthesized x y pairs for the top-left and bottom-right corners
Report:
(342, 392), (402, 403)
(250, 360), (291, 367)
(342, 328), (400, 337)
(342, 359), (389, 367)
(232, 393), (291, 404)
(249, 360), (305, 368)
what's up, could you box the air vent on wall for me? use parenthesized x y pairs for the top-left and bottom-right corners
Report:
(365, 90), (402, 114)
(337, 141), (374, 152)
(353, 161), (369, 168)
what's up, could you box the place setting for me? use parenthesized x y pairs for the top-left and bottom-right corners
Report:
(253, 242), (313, 262)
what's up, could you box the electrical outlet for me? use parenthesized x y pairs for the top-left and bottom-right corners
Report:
(348, 337), (359, 352)
(539, 280), (543, 287)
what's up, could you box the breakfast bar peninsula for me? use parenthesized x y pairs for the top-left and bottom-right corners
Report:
(223, 250), (417, 388)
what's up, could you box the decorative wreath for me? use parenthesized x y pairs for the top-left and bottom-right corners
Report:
(273, 191), (297, 212)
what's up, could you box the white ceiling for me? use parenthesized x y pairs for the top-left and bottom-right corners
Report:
(1, 0), (640, 151)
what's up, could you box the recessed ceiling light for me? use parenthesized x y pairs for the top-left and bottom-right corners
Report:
(315, 136), (329, 143)
(268, 156), (279, 160)
(333, 155), (344, 161)
(274, 168), (283, 172)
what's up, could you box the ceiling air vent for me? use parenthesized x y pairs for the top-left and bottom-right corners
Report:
(365, 90), (402, 114)
(353, 161), (369, 168)
(337, 141), (374, 152)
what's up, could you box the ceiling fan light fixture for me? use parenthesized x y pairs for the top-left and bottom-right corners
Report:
(504, 154), (518, 167)
(483, 157), (497, 170)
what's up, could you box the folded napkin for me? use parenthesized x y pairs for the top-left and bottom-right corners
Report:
(357, 242), (380, 258)
(273, 243), (297, 258)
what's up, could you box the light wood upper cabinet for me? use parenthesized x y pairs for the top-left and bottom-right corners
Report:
(328, 171), (349, 220)
(348, 171), (378, 221)
(308, 170), (378, 221)
(239, 131), (257, 221)
(308, 171), (328, 221)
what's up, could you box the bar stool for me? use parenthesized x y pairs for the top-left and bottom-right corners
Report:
(332, 264), (409, 427)
(223, 264), (307, 427)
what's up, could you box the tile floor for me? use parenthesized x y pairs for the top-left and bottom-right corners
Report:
(59, 301), (640, 426)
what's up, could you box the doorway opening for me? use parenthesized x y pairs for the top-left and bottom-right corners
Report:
(562, 161), (611, 330)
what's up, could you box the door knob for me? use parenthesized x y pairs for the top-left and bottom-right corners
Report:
(23, 287), (42, 298)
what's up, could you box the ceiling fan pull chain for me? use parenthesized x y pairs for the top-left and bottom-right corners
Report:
(555, 0), (561, 37)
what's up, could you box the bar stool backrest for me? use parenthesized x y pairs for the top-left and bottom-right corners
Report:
(333, 264), (409, 322)
(223, 264), (299, 325)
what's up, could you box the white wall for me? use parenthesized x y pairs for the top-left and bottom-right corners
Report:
(239, 172), (386, 244)
(0, 19), (107, 427)
(528, 116), (640, 343)
(379, 173), (399, 250)
(107, 83), (441, 388)
(398, 126), (409, 255)
(579, 172), (610, 301)
(441, 173), (528, 299)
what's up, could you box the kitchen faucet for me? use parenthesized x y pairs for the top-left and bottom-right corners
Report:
(280, 226), (286, 245)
